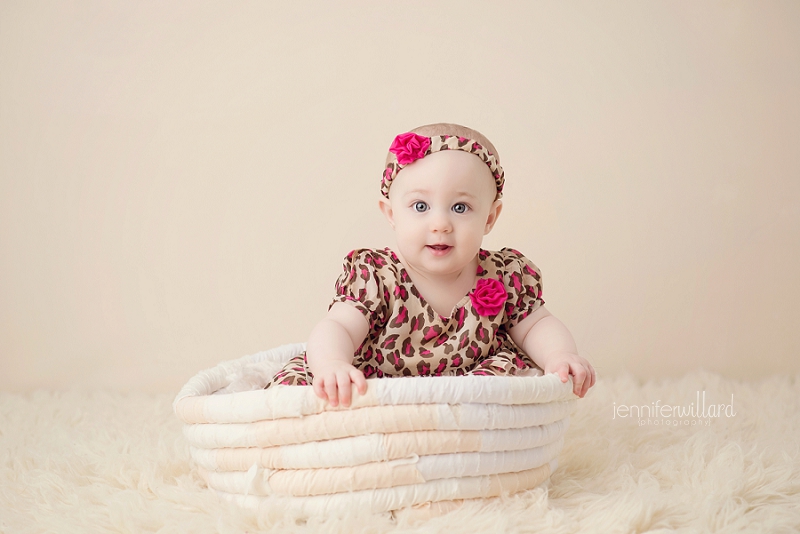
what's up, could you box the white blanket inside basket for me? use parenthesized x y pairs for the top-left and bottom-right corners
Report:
(213, 350), (543, 395)
(214, 361), (279, 394)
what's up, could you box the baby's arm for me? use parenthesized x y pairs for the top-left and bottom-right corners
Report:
(306, 302), (370, 408)
(509, 306), (595, 397)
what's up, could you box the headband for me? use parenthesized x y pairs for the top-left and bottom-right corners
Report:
(381, 132), (504, 199)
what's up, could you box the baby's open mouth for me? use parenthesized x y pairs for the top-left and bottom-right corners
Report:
(427, 244), (452, 251)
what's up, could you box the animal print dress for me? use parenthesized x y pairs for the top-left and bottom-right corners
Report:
(267, 247), (545, 387)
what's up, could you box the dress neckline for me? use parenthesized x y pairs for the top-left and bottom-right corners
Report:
(383, 247), (486, 321)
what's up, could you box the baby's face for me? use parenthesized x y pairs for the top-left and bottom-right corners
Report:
(381, 150), (502, 278)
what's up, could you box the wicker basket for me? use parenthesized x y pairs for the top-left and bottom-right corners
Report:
(174, 343), (577, 517)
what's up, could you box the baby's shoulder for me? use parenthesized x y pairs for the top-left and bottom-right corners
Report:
(482, 247), (534, 267)
(482, 247), (542, 281)
(342, 247), (394, 269)
(339, 248), (403, 285)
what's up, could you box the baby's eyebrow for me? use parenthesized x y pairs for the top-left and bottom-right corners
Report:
(404, 189), (430, 197)
(403, 189), (478, 199)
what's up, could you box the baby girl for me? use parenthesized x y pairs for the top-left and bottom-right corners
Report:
(268, 123), (595, 406)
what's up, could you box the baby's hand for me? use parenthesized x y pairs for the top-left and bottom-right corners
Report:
(311, 360), (367, 408)
(544, 352), (596, 398)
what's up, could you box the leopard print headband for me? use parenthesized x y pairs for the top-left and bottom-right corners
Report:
(381, 132), (505, 199)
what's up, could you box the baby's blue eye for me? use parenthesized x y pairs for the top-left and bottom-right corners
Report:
(452, 203), (468, 214)
(413, 201), (429, 212)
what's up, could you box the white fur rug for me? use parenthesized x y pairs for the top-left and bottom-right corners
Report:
(1, 372), (799, 533)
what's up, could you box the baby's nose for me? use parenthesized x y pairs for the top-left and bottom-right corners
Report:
(429, 211), (453, 233)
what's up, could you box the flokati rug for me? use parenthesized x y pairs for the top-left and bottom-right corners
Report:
(2, 371), (799, 533)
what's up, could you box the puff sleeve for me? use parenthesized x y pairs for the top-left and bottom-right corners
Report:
(501, 248), (545, 327)
(329, 249), (390, 330)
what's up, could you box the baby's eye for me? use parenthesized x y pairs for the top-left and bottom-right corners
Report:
(452, 203), (469, 214)
(413, 201), (429, 212)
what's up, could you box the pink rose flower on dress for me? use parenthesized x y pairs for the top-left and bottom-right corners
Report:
(470, 277), (507, 317)
(389, 132), (431, 165)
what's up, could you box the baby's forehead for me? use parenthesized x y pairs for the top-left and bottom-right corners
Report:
(391, 151), (496, 198)
(405, 150), (491, 176)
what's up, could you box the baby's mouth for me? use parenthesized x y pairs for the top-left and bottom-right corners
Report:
(427, 244), (452, 252)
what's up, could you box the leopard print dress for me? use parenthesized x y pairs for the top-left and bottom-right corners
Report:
(267, 247), (545, 386)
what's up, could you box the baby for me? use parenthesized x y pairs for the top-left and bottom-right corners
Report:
(268, 123), (595, 406)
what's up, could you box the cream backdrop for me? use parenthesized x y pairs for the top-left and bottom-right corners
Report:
(1, 1), (798, 392)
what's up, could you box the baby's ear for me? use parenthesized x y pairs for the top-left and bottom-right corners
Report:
(484, 199), (503, 234)
(378, 197), (395, 229)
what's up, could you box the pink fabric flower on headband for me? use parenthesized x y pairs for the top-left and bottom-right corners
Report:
(389, 133), (431, 165)
(470, 278), (507, 317)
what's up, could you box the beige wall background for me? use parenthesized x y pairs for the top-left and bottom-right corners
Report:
(1, 1), (798, 392)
